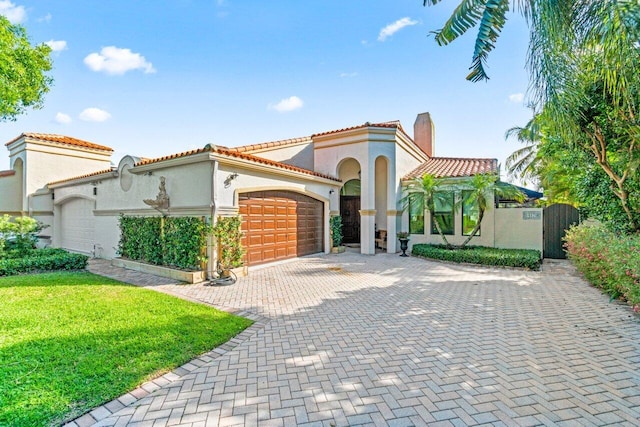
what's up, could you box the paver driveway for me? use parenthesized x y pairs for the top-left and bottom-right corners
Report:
(82, 252), (639, 426)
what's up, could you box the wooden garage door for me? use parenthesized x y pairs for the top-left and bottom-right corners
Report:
(239, 191), (323, 265)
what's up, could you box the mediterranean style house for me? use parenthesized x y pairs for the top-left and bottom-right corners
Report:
(0, 112), (542, 275)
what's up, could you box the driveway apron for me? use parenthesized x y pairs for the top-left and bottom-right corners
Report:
(82, 253), (639, 426)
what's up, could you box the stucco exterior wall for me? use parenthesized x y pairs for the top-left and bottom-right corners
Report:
(0, 172), (22, 214)
(495, 208), (543, 252)
(23, 147), (111, 195)
(244, 142), (314, 171)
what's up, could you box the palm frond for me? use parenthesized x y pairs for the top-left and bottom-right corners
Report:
(467, 0), (510, 82)
(432, 0), (486, 46)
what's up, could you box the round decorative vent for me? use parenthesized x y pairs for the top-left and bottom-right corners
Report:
(120, 164), (133, 191)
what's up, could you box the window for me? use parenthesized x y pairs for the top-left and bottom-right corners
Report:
(408, 193), (424, 234)
(462, 190), (480, 236)
(431, 191), (454, 235)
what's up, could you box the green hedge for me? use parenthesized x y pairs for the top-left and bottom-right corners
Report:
(0, 250), (88, 276)
(118, 216), (209, 270)
(412, 244), (542, 270)
(565, 224), (640, 307)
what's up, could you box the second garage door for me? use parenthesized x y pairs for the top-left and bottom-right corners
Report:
(60, 197), (95, 255)
(239, 190), (323, 265)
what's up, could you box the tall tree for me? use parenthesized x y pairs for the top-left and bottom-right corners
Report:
(424, 0), (640, 232)
(0, 16), (53, 122)
(505, 114), (542, 186)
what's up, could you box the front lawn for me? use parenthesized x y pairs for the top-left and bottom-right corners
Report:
(0, 272), (253, 426)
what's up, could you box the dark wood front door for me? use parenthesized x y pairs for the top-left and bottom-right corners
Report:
(340, 196), (360, 244)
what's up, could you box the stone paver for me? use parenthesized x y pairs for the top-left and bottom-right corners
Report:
(73, 253), (640, 426)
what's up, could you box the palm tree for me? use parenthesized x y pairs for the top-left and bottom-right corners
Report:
(421, 1), (640, 105)
(402, 173), (524, 248)
(458, 173), (524, 248)
(505, 115), (542, 186)
(401, 173), (456, 248)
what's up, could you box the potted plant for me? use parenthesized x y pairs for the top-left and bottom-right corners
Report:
(330, 216), (345, 253)
(397, 231), (410, 257)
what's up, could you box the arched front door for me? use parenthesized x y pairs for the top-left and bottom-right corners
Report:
(340, 179), (360, 244)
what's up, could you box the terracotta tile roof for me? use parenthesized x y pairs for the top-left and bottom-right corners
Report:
(404, 157), (498, 179)
(0, 170), (16, 177)
(312, 121), (407, 138)
(48, 168), (117, 186)
(135, 145), (341, 182)
(230, 136), (312, 153)
(5, 133), (113, 152)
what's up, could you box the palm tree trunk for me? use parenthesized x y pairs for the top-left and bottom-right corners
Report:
(433, 216), (452, 248)
(459, 209), (485, 248)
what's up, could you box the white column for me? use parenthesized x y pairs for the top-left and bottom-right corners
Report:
(360, 159), (376, 255)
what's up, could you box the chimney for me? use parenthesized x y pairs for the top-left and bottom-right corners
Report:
(414, 112), (435, 157)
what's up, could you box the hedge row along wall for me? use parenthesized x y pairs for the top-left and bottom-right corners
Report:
(118, 215), (210, 271)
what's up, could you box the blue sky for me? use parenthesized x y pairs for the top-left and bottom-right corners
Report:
(0, 0), (532, 179)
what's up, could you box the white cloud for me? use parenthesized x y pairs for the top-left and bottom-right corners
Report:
(340, 72), (358, 78)
(84, 46), (156, 75)
(508, 93), (524, 103)
(268, 96), (304, 112)
(0, 1), (26, 23)
(79, 107), (111, 122)
(378, 17), (418, 42)
(45, 40), (67, 52)
(37, 13), (51, 23)
(54, 112), (72, 124)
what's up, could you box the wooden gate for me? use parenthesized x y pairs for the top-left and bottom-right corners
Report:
(543, 204), (580, 259)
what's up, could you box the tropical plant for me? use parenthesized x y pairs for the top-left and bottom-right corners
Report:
(0, 214), (45, 258)
(397, 231), (410, 239)
(402, 173), (524, 248)
(458, 173), (524, 247)
(424, 0), (640, 233)
(330, 216), (343, 248)
(402, 173), (455, 247)
(211, 216), (245, 269)
(0, 16), (53, 121)
(505, 114), (542, 186)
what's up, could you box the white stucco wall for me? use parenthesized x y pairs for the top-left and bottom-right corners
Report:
(494, 208), (543, 252)
(0, 173), (22, 214)
(22, 146), (112, 195)
(244, 142), (314, 171)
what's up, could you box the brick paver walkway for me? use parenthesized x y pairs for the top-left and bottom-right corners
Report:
(74, 253), (640, 426)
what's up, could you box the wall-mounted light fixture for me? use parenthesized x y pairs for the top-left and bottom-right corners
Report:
(51, 192), (55, 200)
(329, 189), (335, 195)
(224, 172), (239, 188)
(93, 187), (98, 196)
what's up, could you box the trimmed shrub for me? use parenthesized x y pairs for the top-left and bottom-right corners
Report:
(412, 244), (542, 270)
(118, 215), (210, 271)
(564, 224), (640, 307)
(212, 216), (245, 268)
(0, 250), (88, 276)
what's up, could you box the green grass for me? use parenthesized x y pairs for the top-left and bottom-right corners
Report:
(0, 272), (253, 426)
(412, 244), (542, 270)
